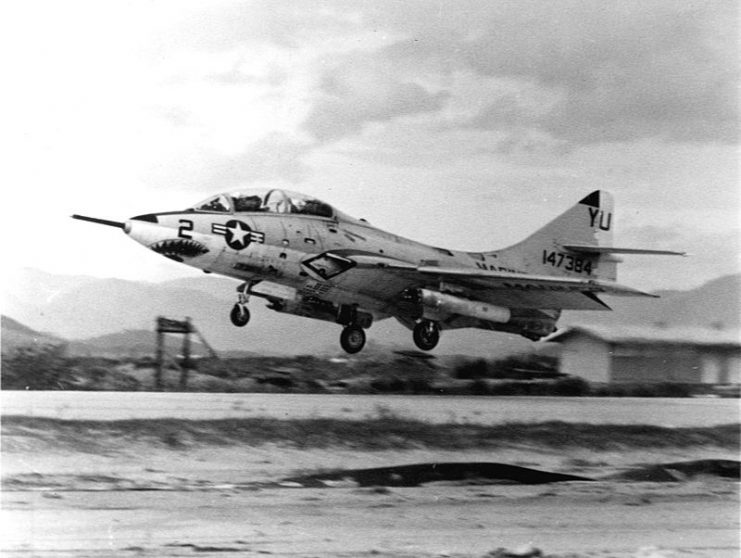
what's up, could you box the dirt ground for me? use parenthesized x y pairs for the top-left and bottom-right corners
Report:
(2, 443), (739, 558)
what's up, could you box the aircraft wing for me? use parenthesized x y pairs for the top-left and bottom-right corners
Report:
(347, 253), (656, 311)
(408, 266), (656, 297)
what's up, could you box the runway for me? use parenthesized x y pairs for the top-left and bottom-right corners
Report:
(2, 391), (737, 426)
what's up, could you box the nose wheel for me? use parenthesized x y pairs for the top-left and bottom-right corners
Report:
(413, 319), (440, 351)
(230, 282), (253, 327)
(340, 325), (366, 354)
(230, 304), (251, 327)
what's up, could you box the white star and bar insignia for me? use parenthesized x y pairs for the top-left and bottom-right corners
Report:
(212, 220), (265, 250)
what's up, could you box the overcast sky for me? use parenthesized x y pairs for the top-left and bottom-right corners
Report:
(2, 0), (738, 292)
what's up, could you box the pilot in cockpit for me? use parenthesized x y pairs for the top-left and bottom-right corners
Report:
(263, 190), (294, 214)
(232, 195), (263, 212)
(291, 198), (307, 214)
(201, 197), (229, 212)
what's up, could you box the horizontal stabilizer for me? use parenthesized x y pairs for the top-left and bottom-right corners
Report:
(562, 244), (686, 256)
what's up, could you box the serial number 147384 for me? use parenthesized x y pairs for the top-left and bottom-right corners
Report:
(542, 250), (593, 274)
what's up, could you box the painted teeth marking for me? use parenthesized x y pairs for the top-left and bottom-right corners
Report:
(149, 239), (209, 261)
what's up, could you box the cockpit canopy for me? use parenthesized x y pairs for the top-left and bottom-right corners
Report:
(190, 189), (338, 219)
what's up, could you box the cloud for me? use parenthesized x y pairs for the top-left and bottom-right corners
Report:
(160, 1), (738, 148)
(159, 1), (363, 52)
(143, 134), (313, 190)
(452, 1), (739, 144)
(207, 135), (313, 185)
(303, 60), (450, 142)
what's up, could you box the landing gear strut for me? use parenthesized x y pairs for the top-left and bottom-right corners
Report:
(413, 319), (440, 351)
(230, 282), (252, 327)
(340, 325), (366, 354)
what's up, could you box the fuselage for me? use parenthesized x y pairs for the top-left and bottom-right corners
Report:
(77, 187), (675, 353)
(125, 188), (527, 320)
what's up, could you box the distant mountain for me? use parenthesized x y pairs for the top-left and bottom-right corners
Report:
(562, 273), (741, 330)
(1, 315), (63, 354)
(4, 268), (738, 357)
(3, 268), (237, 339)
(3, 269), (533, 357)
(66, 329), (161, 358)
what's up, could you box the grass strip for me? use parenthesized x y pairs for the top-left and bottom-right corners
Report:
(2, 415), (738, 452)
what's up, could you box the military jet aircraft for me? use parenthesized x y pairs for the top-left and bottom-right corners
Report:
(73, 189), (683, 353)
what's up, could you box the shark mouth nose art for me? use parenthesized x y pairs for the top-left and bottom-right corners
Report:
(150, 239), (209, 262)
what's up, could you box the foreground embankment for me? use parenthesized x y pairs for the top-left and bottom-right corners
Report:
(3, 411), (740, 557)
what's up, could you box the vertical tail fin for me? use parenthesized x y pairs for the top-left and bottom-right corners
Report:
(492, 191), (618, 281)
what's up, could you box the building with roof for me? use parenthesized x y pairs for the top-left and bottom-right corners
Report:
(546, 325), (741, 384)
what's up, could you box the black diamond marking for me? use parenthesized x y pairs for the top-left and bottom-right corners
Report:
(301, 252), (356, 280)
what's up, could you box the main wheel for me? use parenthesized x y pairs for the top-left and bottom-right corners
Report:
(413, 319), (440, 351)
(230, 304), (250, 327)
(340, 325), (366, 354)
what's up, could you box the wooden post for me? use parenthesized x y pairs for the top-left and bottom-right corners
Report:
(155, 317), (164, 391)
(155, 316), (208, 391)
(179, 317), (192, 389)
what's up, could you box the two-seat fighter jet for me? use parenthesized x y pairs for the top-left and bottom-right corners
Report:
(73, 189), (683, 353)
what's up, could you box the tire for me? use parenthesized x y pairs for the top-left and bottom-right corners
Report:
(413, 320), (440, 351)
(340, 326), (366, 354)
(230, 304), (250, 327)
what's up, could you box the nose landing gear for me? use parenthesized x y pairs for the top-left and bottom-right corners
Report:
(230, 303), (250, 327)
(230, 282), (252, 327)
(413, 319), (440, 351)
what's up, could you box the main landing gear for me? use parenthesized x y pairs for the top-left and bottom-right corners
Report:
(340, 325), (366, 354)
(230, 283), (252, 327)
(413, 319), (440, 351)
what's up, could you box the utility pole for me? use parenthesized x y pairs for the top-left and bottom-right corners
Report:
(155, 325), (164, 390)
